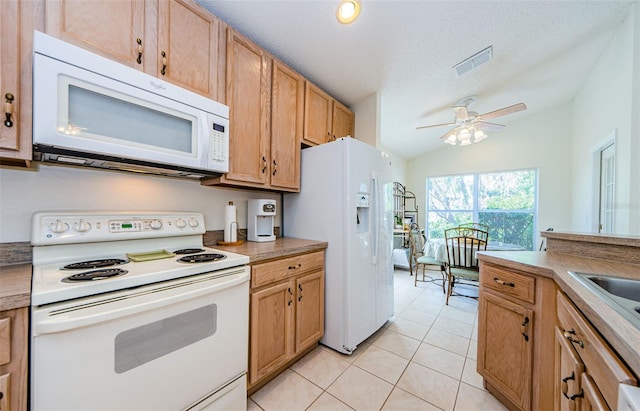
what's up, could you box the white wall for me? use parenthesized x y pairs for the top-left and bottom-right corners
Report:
(0, 164), (279, 242)
(352, 92), (408, 184)
(571, 4), (638, 234)
(405, 101), (574, 245)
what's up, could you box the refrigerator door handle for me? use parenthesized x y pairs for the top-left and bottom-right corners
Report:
(371, 171), (379, 265)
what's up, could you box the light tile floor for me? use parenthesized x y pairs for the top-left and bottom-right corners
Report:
(248, 269), (508, 411)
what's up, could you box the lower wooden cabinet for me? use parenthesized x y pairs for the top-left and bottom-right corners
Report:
(248, 251), (324, 391)
(0, 307), (28, 411)
(478, 292), (533, 410)
(555, 291), (637, 411)
(477, 262), (557, 411)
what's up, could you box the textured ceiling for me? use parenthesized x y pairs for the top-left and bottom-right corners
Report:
(196, 0), (633, 159)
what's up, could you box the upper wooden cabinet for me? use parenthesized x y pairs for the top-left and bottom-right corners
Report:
(303, 82), (332, 145)
(213, 29), (271, 187)
(45, 0), (223, 100)
(156, 0), (221, 97)
(332, 99), (355, 140)
(45, 0), (148, 70)
(270, 60), (303, 191)
(303, 81), (354, 146)
(202, 29), (302, 192)
(0, 0), (39, 166)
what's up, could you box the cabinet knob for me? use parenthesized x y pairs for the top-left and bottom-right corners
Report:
(4, 92), (14, 128)
(136, 38), (143, 64)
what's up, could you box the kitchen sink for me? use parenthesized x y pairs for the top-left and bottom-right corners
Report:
(569, 272), (640, 329)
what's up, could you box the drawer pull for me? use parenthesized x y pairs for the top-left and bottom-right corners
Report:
(561, 372), (575, 397)
(493, 277), (515, 287)
(520, 316), (530, 341)
(563, 329), (584, 348)
(160, 51), (167, 75)
(298, 283), (303, 301)
(4, 92), (14, 128)
(288, 287), (292, 306)
(288, 263), (302, 270)
(136, 38), (143, 64)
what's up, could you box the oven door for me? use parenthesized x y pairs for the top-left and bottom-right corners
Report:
(31, 267), (249, 411)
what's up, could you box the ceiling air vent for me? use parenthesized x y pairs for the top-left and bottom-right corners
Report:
(453, 46), (493, 76)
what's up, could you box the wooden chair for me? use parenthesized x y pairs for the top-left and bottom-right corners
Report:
(458, 222), (490, 232)
(408, 223), (446, 290)
(444, 226), (488, 304)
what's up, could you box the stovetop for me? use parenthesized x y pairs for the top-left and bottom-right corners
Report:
(31, 212), (250, 306)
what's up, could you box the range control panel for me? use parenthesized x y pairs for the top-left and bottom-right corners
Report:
(31, 211), (206, 245)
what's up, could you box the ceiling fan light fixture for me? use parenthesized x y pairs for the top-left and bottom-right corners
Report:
(474, 130), (487, 142)
(336, 0), (361, 24)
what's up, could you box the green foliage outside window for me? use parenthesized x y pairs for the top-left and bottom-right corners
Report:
(427, 170), (537, 250)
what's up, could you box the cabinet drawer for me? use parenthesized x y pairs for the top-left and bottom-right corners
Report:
(556, 291), (636, 409)
(481, 265), (535, 304)
(252, 251), (324, 288)
(0, 318), (10, 366)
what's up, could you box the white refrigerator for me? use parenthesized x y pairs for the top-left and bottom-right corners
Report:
(284, 137), (394, 354)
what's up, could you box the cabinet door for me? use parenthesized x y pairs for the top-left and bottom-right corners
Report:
(224, 29), (270, 186)
(0, 0), (34, 165)
(555, 327), (585, 411)
(303, 82), (332, 146)
(295, 271), (324, 353)
(580, 374), (609, 411)
(332, 100), (354, 140)
(249, 281), (294, 385)
(0, 308), (28, 411)
(270, 60), (302, 191)
(157, 0), (220, 98)
(478, 292), (534, 411)
(45, 0), (147, 70)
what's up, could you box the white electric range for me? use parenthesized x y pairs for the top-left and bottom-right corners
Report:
(30, 211), (250, 411)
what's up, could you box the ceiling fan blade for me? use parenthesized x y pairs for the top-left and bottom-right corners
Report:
(453, 105), (470, 121)
(477, 103), (527, 121)
(416, 122), (456, 130)
(438, 126), (459, 140)
(474, 121), (505, 132)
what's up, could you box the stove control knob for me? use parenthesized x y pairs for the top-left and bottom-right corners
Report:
(175, 218), (187, 229)
(75, 220), (92, 233)
(49, 220), (69, 234)
(188, 218), (199, 228)
(150, 219), (163, 230)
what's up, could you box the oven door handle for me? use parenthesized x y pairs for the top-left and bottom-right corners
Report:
(33, 270), (248, 335)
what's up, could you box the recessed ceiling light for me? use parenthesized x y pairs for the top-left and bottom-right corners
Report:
(336, 0), (361, 24)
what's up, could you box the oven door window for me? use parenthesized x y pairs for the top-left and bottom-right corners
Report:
(114, 304), (217, 374)
(59, 76), (197, 157)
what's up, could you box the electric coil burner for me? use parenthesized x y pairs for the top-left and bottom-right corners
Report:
(62, 258), (129, 270)
(62, 268), (128, 282)
(177, 253), (226, 263)
(173, 248), (205, 255)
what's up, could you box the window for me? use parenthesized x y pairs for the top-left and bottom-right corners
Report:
(427, 169), (537, 250)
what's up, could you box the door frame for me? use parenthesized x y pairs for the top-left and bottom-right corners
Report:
(591, 130), (616, 233)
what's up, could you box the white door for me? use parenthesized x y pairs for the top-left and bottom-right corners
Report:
(598, 143), (615, 233)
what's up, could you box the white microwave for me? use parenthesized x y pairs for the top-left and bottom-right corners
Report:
(32, 31), (229, 179)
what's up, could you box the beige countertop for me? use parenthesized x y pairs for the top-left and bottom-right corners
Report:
(210, 237), (328, 264)
(479, 250), (640, 376)
(0, 263), (32, 311)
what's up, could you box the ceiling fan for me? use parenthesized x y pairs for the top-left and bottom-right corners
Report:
(416, 96), (527, 145)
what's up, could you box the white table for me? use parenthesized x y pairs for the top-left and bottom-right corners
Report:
(424, 238), (525, 263)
